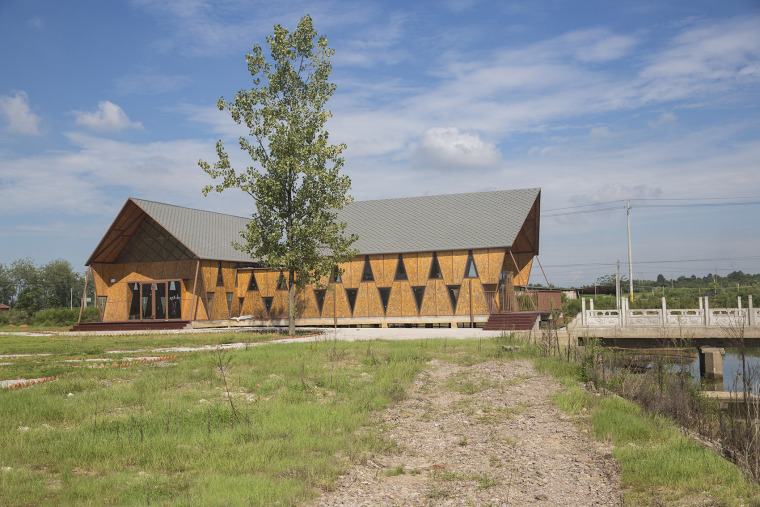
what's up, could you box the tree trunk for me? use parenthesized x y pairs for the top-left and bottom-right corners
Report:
(288, 270), (295, 336)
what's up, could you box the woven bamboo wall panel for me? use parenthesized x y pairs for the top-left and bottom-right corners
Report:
(452, 250), (467, 284)
(469, 279), (489, 315)
(145, 262), (162, 281)
(201, 262), (215, 292)
(381, 255), (396, 286)
(271, 293), (288, 318)
(341, 257), (358, 287)
(369, 255), (384, 285)
(472, 250), (491, 284)
(367, 284), (384, 317)
(418, 252), (433, 287)
(487, 249), (506, 284)
(439, 251), (454, 283)
(435, 280), (452, 315)
(91, 266), (107, 296)
(294, 289), (314, 318)
(404, 253), (418, 286)
(455, 280), (471, 316)
(386, 281), (404, 316)
(419, 280), (436, 316)
(396, 282), (416, 317)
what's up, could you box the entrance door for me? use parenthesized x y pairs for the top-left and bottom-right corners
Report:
(127, 280), (182, 321)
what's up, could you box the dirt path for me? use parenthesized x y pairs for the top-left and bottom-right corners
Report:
(312, 359), (621, 506)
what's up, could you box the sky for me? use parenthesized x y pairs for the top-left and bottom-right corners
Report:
(1, 0), (759, 288)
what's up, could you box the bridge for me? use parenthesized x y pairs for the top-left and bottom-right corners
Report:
(567, 295), (760, 347)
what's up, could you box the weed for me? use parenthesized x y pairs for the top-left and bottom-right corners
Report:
(385, 465), (405, 477)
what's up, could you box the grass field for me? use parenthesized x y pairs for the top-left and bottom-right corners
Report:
(2, 331), (760, 505)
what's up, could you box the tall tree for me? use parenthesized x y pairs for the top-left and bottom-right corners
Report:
(199, 15), (357, 335)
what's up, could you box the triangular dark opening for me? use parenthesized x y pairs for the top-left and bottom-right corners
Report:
(331, 266), (342, 283)
(378, 287), (391, 315)
(277, 271), (288, 291)
(412, 286), (426, 314)
(206, 292), (215, 318)
(394, 254), (408, 281)
(345, 288), (358, 315)
(216, 262), (224, 286)
(464, 250), (479, 278)
(361, 256), (374, 282)
(263, 297), (274, 317)
(238, 297), (245, 317)
(314, 289), (327, 315)
(225, 292), (233, 318)
(429, 252), (443, 279)
(447, 285), (461, 312)
(248, 272), (259, 291)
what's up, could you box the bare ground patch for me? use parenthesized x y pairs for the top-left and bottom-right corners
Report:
(312, 359), (621, 506)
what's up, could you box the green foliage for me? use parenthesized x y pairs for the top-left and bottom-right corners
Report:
(199, 15), (357, 335)
(0, 258), (91, 312)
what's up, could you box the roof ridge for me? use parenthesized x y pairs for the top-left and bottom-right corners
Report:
(344, 187), (539, 206)
(130, 197), (252, 221)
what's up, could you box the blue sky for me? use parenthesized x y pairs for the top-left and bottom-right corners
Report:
(1, 0), (759, 287)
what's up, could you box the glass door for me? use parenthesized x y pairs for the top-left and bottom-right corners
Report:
(128, 280), (183, 321)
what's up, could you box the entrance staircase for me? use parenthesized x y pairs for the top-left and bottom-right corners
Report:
(483, 312), (540, 331)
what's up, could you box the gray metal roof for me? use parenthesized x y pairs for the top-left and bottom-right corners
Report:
(131, 198), (255, 263)
(127, 187), (539, 261)
(337, 188), (540, 255)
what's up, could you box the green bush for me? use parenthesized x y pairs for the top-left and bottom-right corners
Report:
(31, 307), (100, 327)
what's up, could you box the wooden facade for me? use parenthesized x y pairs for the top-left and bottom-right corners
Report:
(85, 189), (541, 328)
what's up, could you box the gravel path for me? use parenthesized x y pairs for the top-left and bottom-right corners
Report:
(312, 359), (621, 506)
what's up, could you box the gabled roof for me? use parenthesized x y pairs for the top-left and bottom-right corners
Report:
(130, 198), (252, 262)
(87, 188), (540, 265)
(338, 188), (540, 255)
(87, 198), (253, 265)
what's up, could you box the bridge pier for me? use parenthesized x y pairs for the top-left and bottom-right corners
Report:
(699, 346), (725, 382)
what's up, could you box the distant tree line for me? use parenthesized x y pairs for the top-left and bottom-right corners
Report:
(0, 258), (94, 316)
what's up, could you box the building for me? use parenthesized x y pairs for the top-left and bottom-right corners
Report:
(79, 188), (541, 329)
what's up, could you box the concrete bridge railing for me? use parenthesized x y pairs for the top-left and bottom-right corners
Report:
(579, 295), (757, 328)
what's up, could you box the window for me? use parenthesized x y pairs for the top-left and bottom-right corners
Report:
(97, 296), (107, 321)
(331, 266), (342, 284)
(313, 289), (327, 315)
(446, 285), (461, 312)
(206, 292), (215, 318)
(378, 287), (391, 315)
(216, 262), (224, 286)
(168, 281), (181, 319)
(464, 250), (479, 278)
(412, 286), (426, 314)
(262, 297), (274, 317)
(155, 282), (166, 319)
(429, 252), (442, 279)
(361, 256), (374, 282)
(276, 271), (288, 291)
(345, 288), (358, 315)
(247, 272), (258, 291)
(394, 254), (407, 281)
(226, 292), (233, 318)
(128, 283), (140, 320)
(238, 296), (245, 317)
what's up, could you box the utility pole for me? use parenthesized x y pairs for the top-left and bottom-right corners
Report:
(616, 260), (621, 309)
(626, 200), (633, 301)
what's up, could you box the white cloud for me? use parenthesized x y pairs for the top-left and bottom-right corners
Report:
(73, 101), (143, 132)
(0, 91), (42, 136)
(648, 112), (676, 128)
(412, 127), (501, 171)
